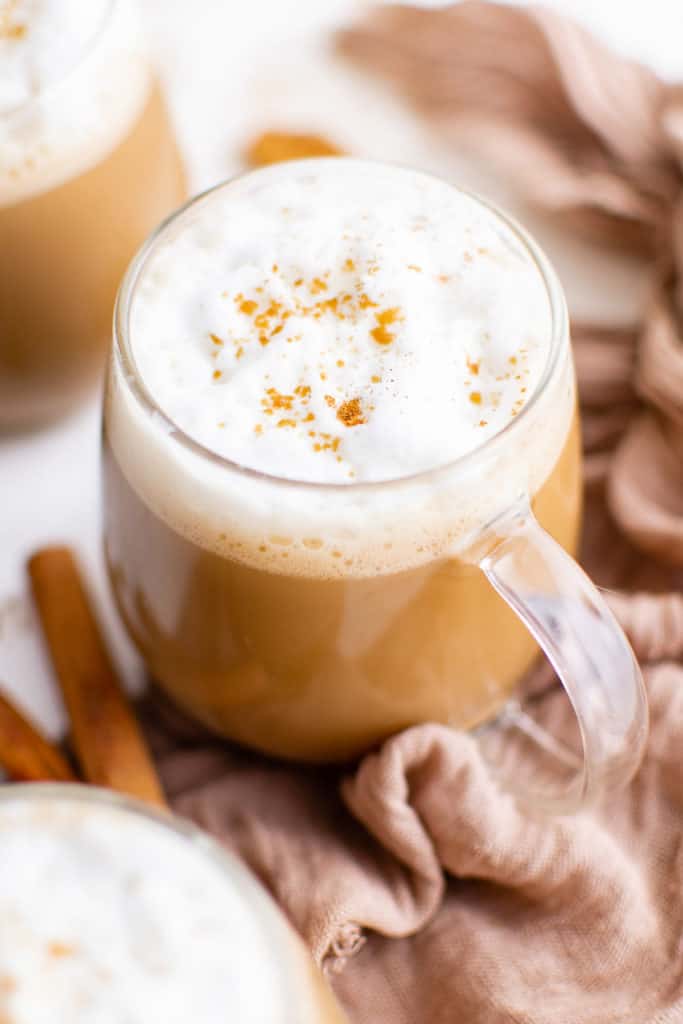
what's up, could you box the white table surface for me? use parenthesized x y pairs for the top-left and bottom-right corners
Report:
(0, 0), (678, 741)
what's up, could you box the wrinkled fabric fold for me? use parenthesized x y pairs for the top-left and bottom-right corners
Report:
(138, 6), (683, 1022)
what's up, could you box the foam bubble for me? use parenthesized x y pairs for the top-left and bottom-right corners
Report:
(0, 0), (150, 204)
(0, 792), (301, 1023)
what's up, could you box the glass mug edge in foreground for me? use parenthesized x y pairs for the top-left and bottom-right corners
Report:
(0, 782), (346, 1024)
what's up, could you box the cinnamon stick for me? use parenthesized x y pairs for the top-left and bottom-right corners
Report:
(28, 547), (166, 808)
(244, 130), (344, 167)
(0, 690), (75, 782)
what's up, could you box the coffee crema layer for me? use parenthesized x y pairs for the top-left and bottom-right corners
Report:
(0, 0), (150, 204)
(0, 793), (301, 1023)
(111, 160), (574, 578)
(131, 160), (550, 483)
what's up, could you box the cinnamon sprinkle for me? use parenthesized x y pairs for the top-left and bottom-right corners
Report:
(371, 306), (402, 346)
(337, 398), (366, 427)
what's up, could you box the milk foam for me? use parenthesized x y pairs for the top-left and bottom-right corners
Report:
(0, 0), (150, 204)
(0, 791), (301, 1023)
(109, 160), (574, 578)
(131, 161), (549, 484)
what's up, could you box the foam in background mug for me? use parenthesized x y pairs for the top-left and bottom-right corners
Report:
(0, 785), (346, 1022)
(102, 159), (648, 813)
(0, 0), (186, 429)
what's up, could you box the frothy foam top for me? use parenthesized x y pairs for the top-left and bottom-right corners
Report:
(110, 160), (572, 578)
(0, 0), (109, 114)
(0, 0), (150, 204)
(130, 160), (550, 484)
(0, 793), (300, 1023)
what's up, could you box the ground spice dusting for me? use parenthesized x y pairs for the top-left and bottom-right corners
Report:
(214, 258), (413, 464)
(371, 306), (402, 346)
(470, 391), (482, 405)
(337, 398), (366, 427)
(263, 388), (294, 411)
(466, 357), (480, 375)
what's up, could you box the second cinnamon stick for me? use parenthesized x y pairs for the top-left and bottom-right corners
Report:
(0, 690), (75, 782)
(28, 547), (166, 808)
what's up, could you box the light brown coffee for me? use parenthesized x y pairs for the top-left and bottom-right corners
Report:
(0, 83), (185, 428)
(103, 412), (581, 762)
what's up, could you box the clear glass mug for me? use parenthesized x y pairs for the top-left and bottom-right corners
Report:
(0, 0), (186, 429)
(102, 161), (648, 814)
(0, 784), (346, 1022)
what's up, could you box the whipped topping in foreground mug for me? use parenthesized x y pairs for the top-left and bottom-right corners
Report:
(103, 158), (648, 813)
(0, 785), (346, 1023)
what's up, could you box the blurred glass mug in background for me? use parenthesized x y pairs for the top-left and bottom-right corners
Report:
(103, 159), (648, 814)
(0, 785), (346, 1022)
(0, 0), (186, 430)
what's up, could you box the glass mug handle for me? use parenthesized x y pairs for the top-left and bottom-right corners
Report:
(468, 500), (649, 814)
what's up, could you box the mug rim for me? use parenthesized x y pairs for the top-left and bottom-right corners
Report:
(113, 156), (570, 495)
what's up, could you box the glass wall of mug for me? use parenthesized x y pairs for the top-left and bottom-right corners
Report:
(0, 784), (346, 1022)
(102, 165), (647, 812)
(0, 0), (186, 429)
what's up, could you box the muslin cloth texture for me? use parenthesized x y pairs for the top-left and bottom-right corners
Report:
(143, 6), (683, 1022)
